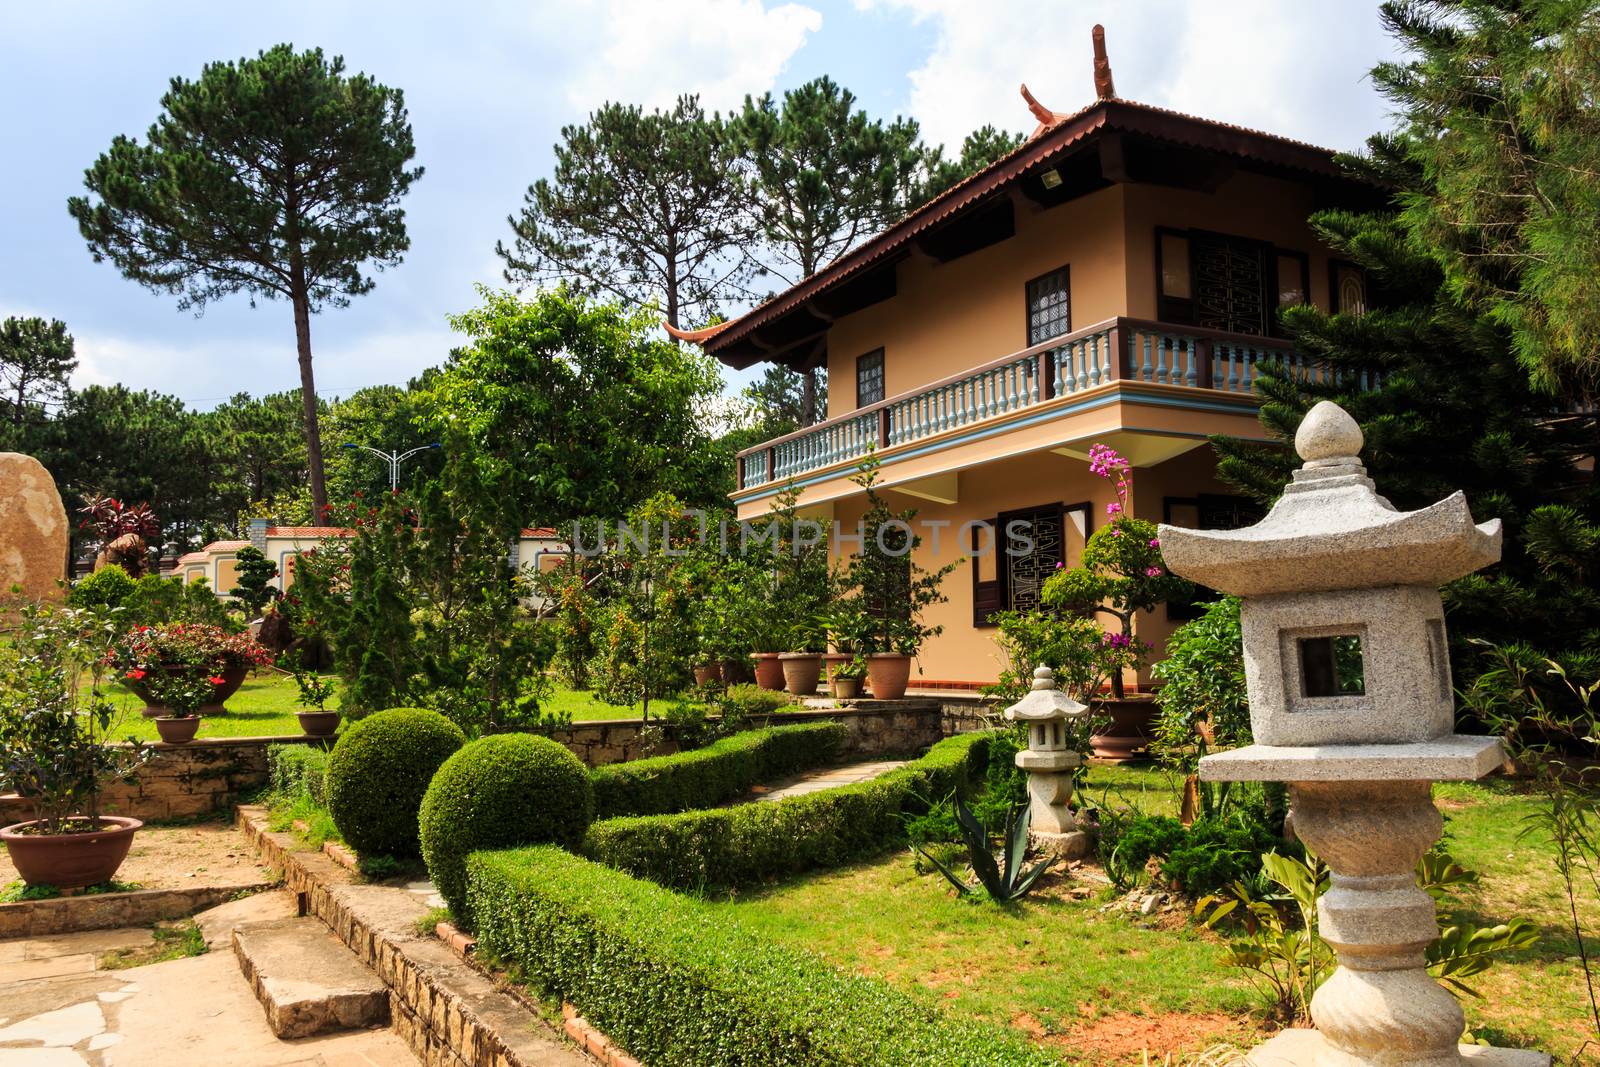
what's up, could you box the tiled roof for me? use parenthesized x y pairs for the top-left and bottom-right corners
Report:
(520, 527), (561, 539)
(265, 526), (353, 537)
(685, 96), (1367, 359)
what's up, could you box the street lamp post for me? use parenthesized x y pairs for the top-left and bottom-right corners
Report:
(340, 442), (442, 491)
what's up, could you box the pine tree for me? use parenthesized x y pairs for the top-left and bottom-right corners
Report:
(0, 317), (76, 429)
(920, 125), (1027, 201)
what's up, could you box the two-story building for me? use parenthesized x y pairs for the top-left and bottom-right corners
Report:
(671, 41), (1384, 687)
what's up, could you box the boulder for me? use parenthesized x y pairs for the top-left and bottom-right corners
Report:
(0, 452), (68, 605)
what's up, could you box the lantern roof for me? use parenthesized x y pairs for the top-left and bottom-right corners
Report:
(1004, 666), (1091, 722)
(1158, 401), (1502, 597)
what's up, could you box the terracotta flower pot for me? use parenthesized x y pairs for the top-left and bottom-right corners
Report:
(1090, 697), (1159, 761)
(865, 653), (912, 700)
(752, 653), (785, 691)
(0, 816), (142, 889)
(831, 675), (862, 699)
(721, 658), (753, 685)
(131, 663), (249, 717)
(692, 663), (723, 687)
(155, 716), (201, 745)
(297, 711), (341, 738)
(779, 653), (823, 696)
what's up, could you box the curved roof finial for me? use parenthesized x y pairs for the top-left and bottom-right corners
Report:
(1093, 24), (1117, 100)
(662, 319), (731, 345)
(1020, 83), (1069, 139)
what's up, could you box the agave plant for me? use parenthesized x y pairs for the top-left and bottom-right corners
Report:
(917, 796), (1051, 903)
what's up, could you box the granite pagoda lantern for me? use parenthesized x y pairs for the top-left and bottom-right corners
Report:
(1158, 401), (1547, 1067)
(1004, 665), (1091, 859)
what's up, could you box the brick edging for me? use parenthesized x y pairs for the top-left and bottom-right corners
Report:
(237, 805), (589, 1067)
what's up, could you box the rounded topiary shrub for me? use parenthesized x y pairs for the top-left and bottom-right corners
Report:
(325, 707), (466, 858)
(419, 733), (594, 922)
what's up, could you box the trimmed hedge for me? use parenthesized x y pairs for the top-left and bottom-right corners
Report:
(419, 733), (594, 924)
(326, 707), (466, 858)
(467, 845), (1056, 1067)
(583, 732), (993, 891)
(266, 744), (330, 806)
(591, 722), (846, 819)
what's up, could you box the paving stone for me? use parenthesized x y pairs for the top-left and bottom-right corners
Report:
(0, 955), (96, 984)
(0, 1049), (88, 1066)
(231, 917), (389, 1039)
(0, 999), (105, 1046)
(24, 927), (152, 960)
(191, 888), (295, 948)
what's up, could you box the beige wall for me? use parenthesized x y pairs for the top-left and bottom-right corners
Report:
(825, 185), (1129, 418)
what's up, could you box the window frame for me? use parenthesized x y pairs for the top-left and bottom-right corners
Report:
(1156, 227), (1311, 338)
(1024, 264), (1073, 347)
(971, 499), (1091, 628)
(855, 348), (886, 409)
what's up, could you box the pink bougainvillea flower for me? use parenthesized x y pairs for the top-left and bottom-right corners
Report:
(1145, 566), (1163, 577)
(125, 669), (146, 680)
(1106, 502), (1122, 516)
(1148, 538), (1160, 548)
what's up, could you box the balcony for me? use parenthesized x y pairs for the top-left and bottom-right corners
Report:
(736, 317), (1362, 492)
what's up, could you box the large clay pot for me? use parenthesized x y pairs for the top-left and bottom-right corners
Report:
(1090, 697), (1159, 761)
(0, 816), (142, 889)
(779, 653), (823, 696)
(154, 716), (201, 745)
(133, 663), (249, 717)
(692, 663), (723, 687)
(297, 711), (341, 738)
(865, 653), (912, 700)
(752, 653), (785, 691)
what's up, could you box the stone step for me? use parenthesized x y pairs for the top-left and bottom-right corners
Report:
(232, 916), (390, 1039)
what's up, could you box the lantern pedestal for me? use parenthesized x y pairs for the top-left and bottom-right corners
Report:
(1200, 742), (1548, 1067)
(1015, 748), (1091, 860)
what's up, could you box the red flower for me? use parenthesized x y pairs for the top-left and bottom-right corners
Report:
(208, 675), (227, 686)
(125, 669), (146, 680)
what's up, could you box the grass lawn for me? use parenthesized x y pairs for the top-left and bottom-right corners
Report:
(109, 671), (687, 742)
(710, 765), (1596, 1064)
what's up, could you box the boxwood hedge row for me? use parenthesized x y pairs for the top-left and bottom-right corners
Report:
(590, 721), (847, 820)
(582, 731), (993, 890)
(466, 843), (1056, 1067)
(266, 744), (331, 806)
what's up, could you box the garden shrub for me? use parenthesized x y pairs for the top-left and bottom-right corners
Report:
(1100, 811), (1290, 898)
(325, 707), (466, 858)
(67, 565), (137, 613)
(591, 722), (845, 819)
(583, 732), (993, 890)
(718, 683), (795, 719)
(467, 846), (1056, 1067)
(267, 744), (331, 806)
(419, 733), (594, 923)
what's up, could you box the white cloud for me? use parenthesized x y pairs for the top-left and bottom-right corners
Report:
(855, 0), (1395, 154)
(553, 0), (824, 116)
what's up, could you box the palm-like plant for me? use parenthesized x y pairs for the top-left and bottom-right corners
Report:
(917, 796), (1050, 903)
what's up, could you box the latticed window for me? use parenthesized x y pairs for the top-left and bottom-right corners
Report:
(856, 349), (885, 407)
(1026, 266), (1072, 345)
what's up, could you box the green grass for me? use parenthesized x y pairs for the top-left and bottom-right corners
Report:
(705, 765), (1596, 1063)
(98, 920), (207, 969)
(109, 671), (669, 742)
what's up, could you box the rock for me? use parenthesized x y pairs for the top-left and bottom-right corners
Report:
(0, 453), (68, 606)
(1139, 894), (1159, 916)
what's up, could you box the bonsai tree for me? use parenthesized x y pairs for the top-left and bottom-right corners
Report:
(229, 546), (281, 617)
(0, 604), (146, 834)
(1041, 444), (1192, 697)
(839, 457), (960, 656)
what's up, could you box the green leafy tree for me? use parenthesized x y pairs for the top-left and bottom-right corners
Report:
(734, 77), (926, 425)
(68, 44), (423, 516)
(497, 96), (752, 328)
(920, 125), (1027, 201)
(1371, 0), (1600, 391)
(432, 287), (726, 524)
(323, 378), (444, 503)
(0, 317), (76, 429)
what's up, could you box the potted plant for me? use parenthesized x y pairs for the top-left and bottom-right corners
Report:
(1041, 444), (1193, 758)
(139, 667), (221, 744)
(291, 663), (340, 739)
(109, 622), (273, 716)
(823, 599), (870, 685)
(0, 604), (149, 890)
(831, 655), (867, 699)
(839, 459), (961, 700)
(780, 611), (827, 696)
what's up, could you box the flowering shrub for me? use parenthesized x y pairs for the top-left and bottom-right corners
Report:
(107, 623), (273, 677)
(1041, 444), (1192, 697)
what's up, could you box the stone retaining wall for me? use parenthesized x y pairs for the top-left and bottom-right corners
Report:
(0, 703), (947, 827)
(0, 882), (270, 939)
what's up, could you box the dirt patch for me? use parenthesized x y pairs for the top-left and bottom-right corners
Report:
(0, 817), (269, 892)
(1049, 1011), (1258, 1065)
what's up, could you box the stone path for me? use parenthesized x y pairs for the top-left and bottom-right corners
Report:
(754, 759), (908, 802)
(0, 891), (417, 1067)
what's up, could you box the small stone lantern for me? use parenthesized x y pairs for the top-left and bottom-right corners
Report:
(1158, 401), (1547, 1067)
(1004, 665), (1091, 859)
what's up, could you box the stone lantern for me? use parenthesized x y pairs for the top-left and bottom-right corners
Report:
(1158, 401), (1546, 1067)
(1004, 665), (1091, 859)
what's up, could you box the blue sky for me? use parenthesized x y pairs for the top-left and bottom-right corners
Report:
(0, 1), (1400, 410)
